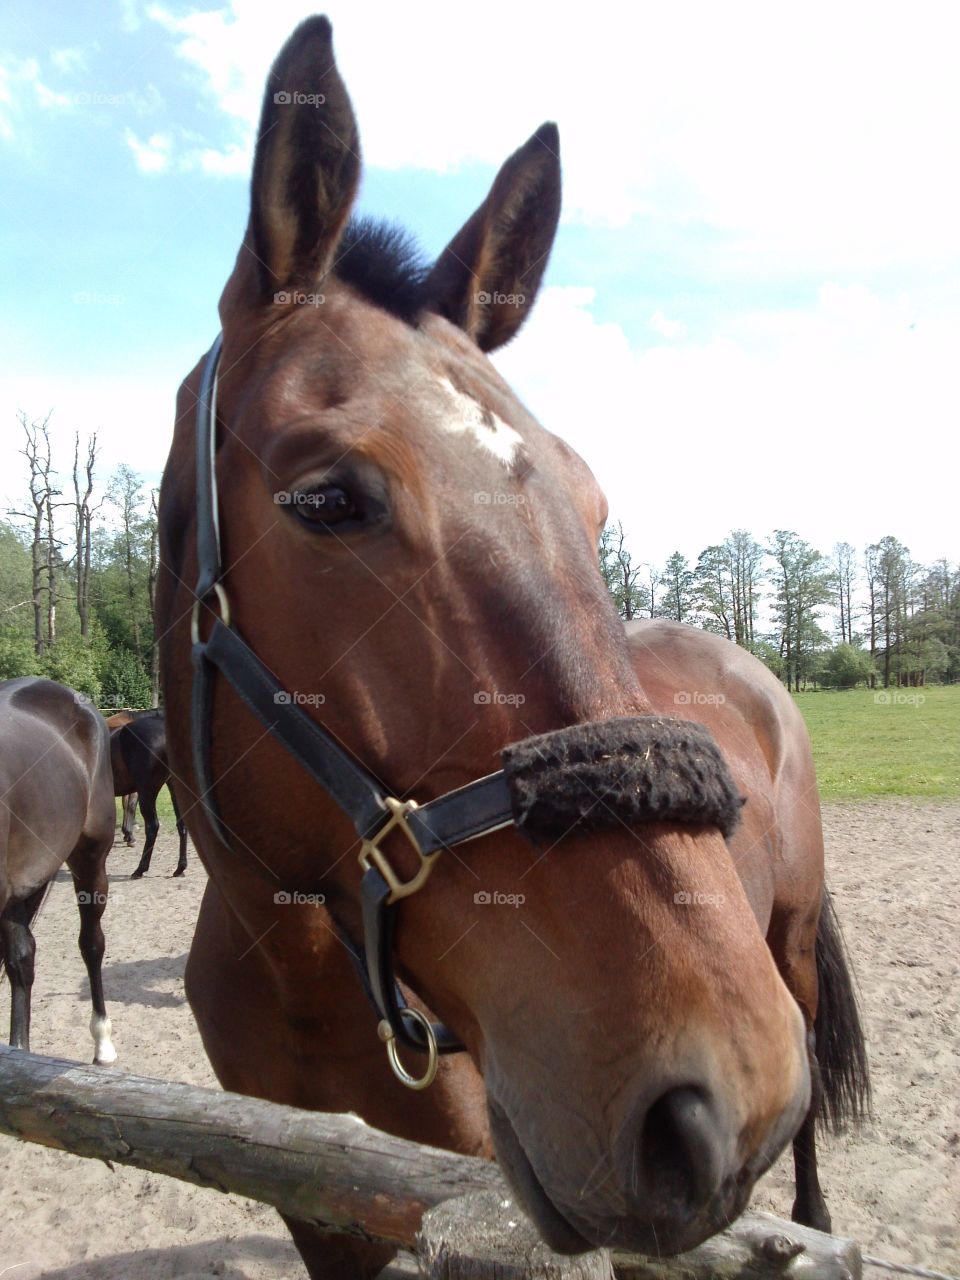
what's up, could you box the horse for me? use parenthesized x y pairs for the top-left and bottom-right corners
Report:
(105, 708), (144, 846)
(109, 711), (188, 878)
(156, 18), (867, 1277)
(0, 678), (117, 1064)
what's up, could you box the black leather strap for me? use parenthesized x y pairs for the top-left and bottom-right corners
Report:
(407, 772), (514, 855)
(194, 332), (223, 602)
(191, 639), (230, 847)
(202, 619), (389, 838)
(361, 867), (464, 1053)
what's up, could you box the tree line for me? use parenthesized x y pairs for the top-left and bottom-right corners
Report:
(2, 412), (955, 703)
(1, 415), (159, 706)
(600, 523), (959, 691)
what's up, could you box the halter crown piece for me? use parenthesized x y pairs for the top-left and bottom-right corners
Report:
(189, 335), (744, 1089)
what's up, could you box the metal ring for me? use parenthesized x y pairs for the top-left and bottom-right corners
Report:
(378, 1011), (439, 1090)
(190, 582), (231, 645)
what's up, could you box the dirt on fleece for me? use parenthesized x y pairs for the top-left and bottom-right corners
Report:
(0, 799), (957, 1278)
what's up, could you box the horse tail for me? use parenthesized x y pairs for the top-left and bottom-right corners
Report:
(0, 882), (55, 982)
(815, 886), (872, 1132)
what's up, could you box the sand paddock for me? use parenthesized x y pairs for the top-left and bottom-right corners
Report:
(1, 799), (957, 1278)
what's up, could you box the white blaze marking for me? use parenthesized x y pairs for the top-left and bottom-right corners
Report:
(90, 1013), (117, 1064)
(436, 377), (523, 467)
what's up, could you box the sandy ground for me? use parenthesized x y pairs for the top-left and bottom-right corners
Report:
(0, 800), (957, 1278)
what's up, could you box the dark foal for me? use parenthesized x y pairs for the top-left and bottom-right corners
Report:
(110, 712), (188, 878)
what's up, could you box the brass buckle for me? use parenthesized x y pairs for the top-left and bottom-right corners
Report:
(190, 582), (231, 645)
(358, 797), (438, 903)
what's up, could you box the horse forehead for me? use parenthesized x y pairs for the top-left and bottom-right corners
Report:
(428, 375), (525, 468)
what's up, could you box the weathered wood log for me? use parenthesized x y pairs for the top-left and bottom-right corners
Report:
(0, 1045), (862, 1280)
(612, 1209), (861, 1280)
(416, 1192), (860, 1280)
(0, 1043), (500, 1244)
(417, 1190), (615, 1278)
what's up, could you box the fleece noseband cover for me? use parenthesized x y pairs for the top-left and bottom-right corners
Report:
(501, 716), (745, 843)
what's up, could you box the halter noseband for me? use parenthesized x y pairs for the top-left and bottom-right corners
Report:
(188, 335), (743, 1089)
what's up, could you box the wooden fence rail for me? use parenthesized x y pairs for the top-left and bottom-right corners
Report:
(0, 1045), (861, 1279)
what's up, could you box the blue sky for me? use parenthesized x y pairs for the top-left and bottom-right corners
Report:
(2, 1), (958, 577)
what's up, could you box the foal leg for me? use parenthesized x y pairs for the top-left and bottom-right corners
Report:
(170, 785), (188, 877)
(131, 790), (159, 879)
(791, 1026), (830, 1232)
(0, 887), (45, 1050)
(68, 838), (116, 1064)
(122, 792), (138, 846)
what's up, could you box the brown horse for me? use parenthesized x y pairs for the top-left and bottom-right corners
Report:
(157, 18), (866, 1277)
(109, 711), (188, 878)
(0, 678), (117, 1063)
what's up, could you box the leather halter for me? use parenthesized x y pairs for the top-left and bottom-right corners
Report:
(187, 334), (740, 1090)
(190, 335), (527, 1086)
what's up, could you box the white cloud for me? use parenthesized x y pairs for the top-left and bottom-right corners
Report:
(493, 284), (958, 568)
(649, 311), (687, 342)
(124, 127), (172, 173)
(50, 47), (90, 75)
(194, 140), (249, 176)
(0, 54), (76, 134)
(142, 1), (960, 272)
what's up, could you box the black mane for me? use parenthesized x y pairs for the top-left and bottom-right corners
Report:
(334, 216), (429, 324)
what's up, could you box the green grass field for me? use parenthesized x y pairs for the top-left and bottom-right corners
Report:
(126, 685), (958, 836)
(794, 684), (960, 800)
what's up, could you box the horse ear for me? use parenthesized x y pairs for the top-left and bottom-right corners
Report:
(423, 123), (561, 352)
(245, 16), (360, 300)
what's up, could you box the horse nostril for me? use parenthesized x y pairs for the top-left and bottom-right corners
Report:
(638, 1087), (723, 1212)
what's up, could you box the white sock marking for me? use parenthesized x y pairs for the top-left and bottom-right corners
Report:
(90, 1013), (117, 1064)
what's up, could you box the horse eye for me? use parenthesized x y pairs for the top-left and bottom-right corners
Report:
(291, 485), (358, 527)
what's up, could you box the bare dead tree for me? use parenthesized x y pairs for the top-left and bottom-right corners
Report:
(9, 413), (58, 656)
(72, 432), (101, 640)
